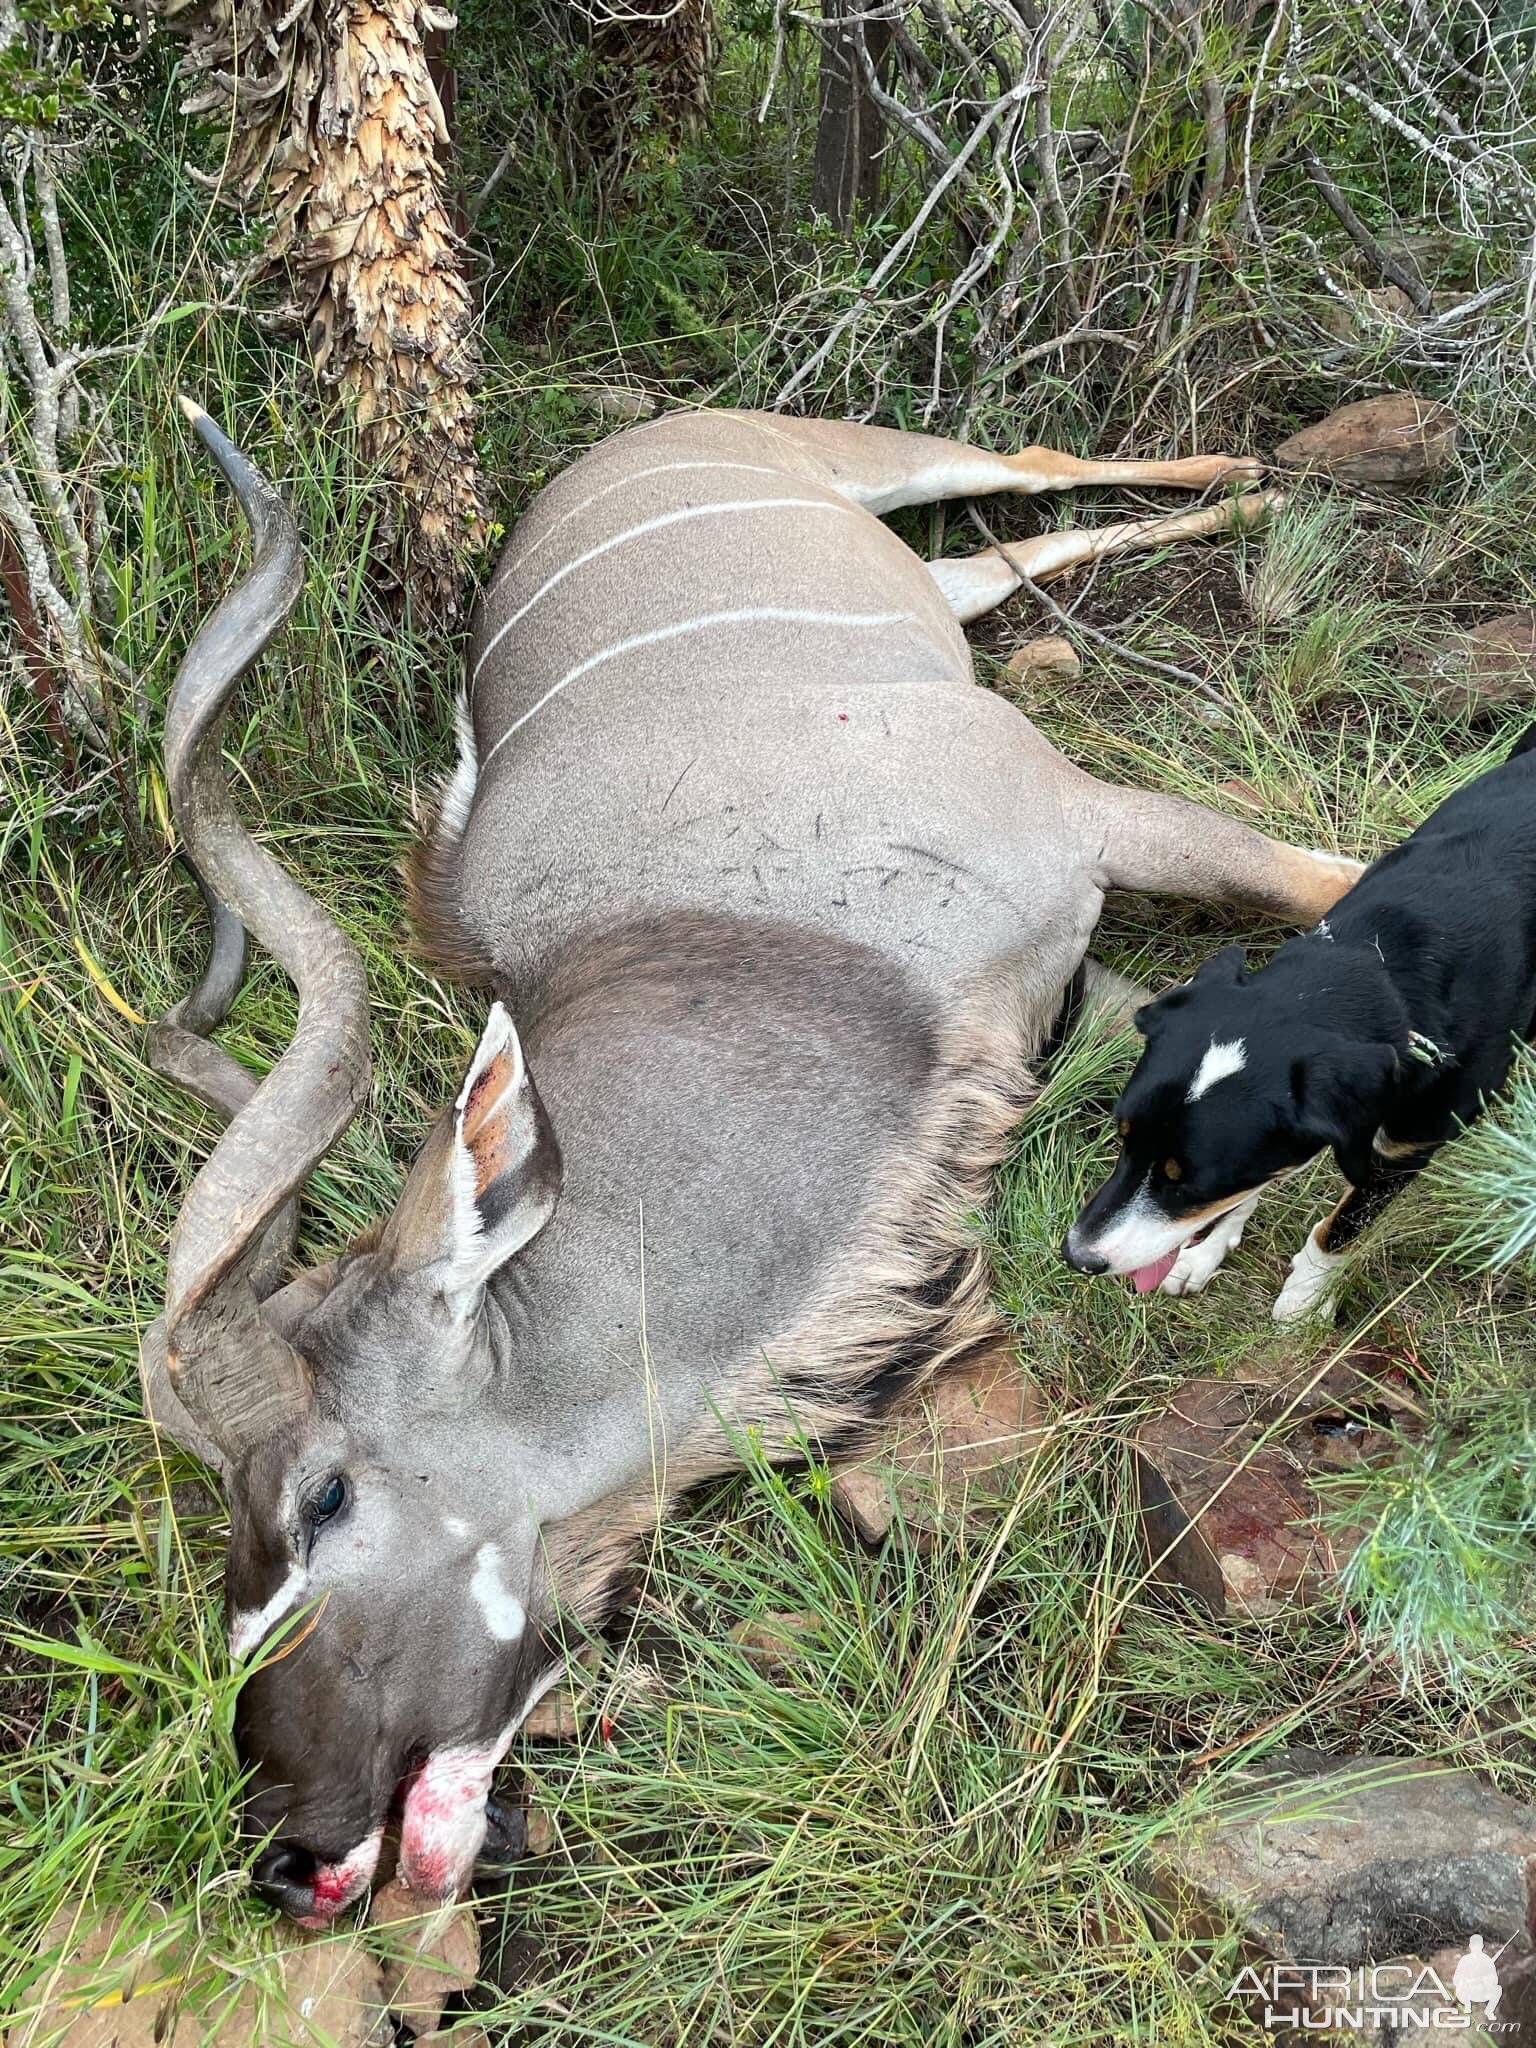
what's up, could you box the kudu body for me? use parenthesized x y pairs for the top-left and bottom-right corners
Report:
(145, 404), (1357, 1923)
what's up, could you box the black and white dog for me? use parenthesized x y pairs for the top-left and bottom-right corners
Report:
(1063, 733), (1536, 1321)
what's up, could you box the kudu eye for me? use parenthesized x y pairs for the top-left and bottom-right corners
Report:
(305, 1475), (347, 1526)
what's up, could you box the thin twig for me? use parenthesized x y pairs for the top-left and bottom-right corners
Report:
(966, 502), (1231, 705)
(1299, 145), (1433, 312)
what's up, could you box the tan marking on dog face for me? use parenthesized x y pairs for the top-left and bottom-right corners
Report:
(1173, 1184), (1269, 1229)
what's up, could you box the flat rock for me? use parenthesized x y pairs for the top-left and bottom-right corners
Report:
(580, 384), (657, 423)
(1006, 636), (1081, 682)
(1156, 1746), (1536, 1973)
(274, 1940), (390, 2046)
(1136, 1339), (1422, 1617)
(1216, 776), (1310, 817)
(10, 1907), (389, 2047)
(366, 1884), (479, 2030)
(830, 1351), (1046, 1545)
(524, 1807), (558, 1858)
(1346, 231), (1470, 288)
(1316, 284), (1417, 338)
(519, 1641), (603, 1740)
(1274, 395), (1459, 486)
(728, 1610), (820, 1676)
(1415, 609), (1536, 716)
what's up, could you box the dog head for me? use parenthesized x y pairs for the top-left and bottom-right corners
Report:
(1062, 945), (1400, 1290)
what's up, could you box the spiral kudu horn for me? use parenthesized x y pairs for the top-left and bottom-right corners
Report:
(148, 400), (372, 1458)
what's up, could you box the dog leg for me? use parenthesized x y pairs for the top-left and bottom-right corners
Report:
(1272, 1148), (1432, 1323)
(1272, 1221), (1346, 1323)
(1161, 1188), (1265, 1297)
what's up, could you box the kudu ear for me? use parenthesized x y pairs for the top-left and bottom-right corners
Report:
(384, 1004), (562, 1316)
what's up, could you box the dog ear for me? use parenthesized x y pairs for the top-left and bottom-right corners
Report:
(1288, 1041), (1400, 1169)
(1191, 943), (1249, 988)
(1134, 988), (1185, 1037)
(1135, 945), (1248, 1036)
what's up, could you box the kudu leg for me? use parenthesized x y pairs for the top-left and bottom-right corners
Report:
(928, 491), (1279, 625)
(716, 412), (1261, 516)
(1089, 782), (1363, 924)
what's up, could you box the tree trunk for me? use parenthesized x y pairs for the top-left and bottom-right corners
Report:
(811, 0), (893, 227)
(581, 0), (720, 162)
(171, 0), (487, 617)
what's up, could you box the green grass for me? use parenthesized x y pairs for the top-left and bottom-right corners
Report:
(7, 36), (1536, 2048)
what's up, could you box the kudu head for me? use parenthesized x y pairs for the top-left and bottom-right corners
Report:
(142, 405), (565, 1923)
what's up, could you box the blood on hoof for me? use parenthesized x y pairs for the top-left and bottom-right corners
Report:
(295, 1828), (384, 1929)
(399, 1742), (506, 1898)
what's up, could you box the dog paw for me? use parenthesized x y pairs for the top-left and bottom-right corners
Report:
(1272, 1231), (1342, 1323)
(1160, 1196), (1260, 1298)
(1160, 1236), (1230, 1297)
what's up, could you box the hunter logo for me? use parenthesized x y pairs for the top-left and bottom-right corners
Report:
(1229, 1938), (1518, 2033)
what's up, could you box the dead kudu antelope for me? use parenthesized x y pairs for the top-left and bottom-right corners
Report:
(141, 402), (1358, 1923)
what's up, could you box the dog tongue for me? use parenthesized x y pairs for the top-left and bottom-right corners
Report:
(1132, 1249), (1179, 1293)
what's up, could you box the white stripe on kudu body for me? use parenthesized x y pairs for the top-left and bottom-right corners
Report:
(472, 495), (866, 690)
(486, 458), (791, 598)
(479, 607), (912, 767)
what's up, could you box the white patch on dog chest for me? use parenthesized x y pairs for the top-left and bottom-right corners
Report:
(1186, 1037), (1247, 1103)
(470, 1544), (526, 1641)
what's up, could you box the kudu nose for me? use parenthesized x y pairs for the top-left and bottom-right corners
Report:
(1061, 1231), (1109, 1275)
(251, 1840), (319, 1917)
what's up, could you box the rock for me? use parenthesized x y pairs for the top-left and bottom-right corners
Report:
(1005, 636), (1081, 683)
(413, 2031), (492, 2047)
(1315, 285), (1416, 339)
(273, 1939), (390, 2046)
(1217, 776), (1267, 812)
(366, 1884), (479, 2032)
(1274, 395), (1459, 486)
(1158, 1747), (1536, 1962)
(580, 384), (657, 424)
(10, 1907), (389, 2047)
(728, 1610), (819, 1676)
(519, 1641), (602, 1740)
(829, 1350), (1046, 1545)
(1214, 776), (1315, 818)
(1136, 1338), (1422, 1617)
(1353, 231), (1469, 288)
(1417, 610), (1536, 716)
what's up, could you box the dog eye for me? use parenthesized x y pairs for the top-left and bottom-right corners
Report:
(1118, 1119), (1131, 1139)
(1163, 1158), (1183, 1182)
(305, 1475), (347, 1526)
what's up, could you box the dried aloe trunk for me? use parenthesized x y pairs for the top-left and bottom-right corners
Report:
(172, 0), (486, 614)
